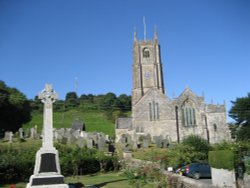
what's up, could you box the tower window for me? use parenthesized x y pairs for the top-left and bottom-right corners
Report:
(143, 48), (150, 58)
(181, 100), (196, 127)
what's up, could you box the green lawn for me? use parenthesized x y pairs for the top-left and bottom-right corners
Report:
(1, 172), (156, 188)
(23, 109), (115, 137)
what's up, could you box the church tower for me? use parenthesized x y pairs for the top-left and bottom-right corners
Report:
(132, 29), (165, 106)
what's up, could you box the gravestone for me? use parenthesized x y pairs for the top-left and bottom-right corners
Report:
(154, 135), (163, 148)
(142, 139), (149, 148)
(108, 143), (115, 153)
(19, 128), (24, 139)
(87, 138), (93, 149)
(27, 84), (68, 188)
(30, 128), (35, 139)
(76, 137), (86, 148)
(53, 129), (58, 141)
(97, 137), (105, 151)
(8, 131), (13, 143)
(4, 131), (9, 141)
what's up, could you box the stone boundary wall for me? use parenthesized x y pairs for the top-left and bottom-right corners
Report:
(238, 173), (250, 188)
(211, 168), (236, 188)
(127, 158), (215, 188)
(243, 174), (250, 187)
(163, 171), (215, 188)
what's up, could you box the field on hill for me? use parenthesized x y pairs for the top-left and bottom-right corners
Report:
(23, 109), (115, 137)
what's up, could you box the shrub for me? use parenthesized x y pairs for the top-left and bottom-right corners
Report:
(123, 162), (167, 188)
(165, 144), (207, 168)
(182, 135), (210, 153)
(0, 143), (121, 183)
(0, 146), (36, 183)
(245, 158), (250, 175)
(208, 150), (234, 170)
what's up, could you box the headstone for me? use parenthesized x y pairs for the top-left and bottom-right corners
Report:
(27, 84), (68, 188)
(72, 130), (80, 138)
(9, 131), (13, 143)
(68, 134), (77, 145)
(19, 128), (24, 139)
(53, 129), (58, 141)
(4, 131), (10, 141)
(80, 131), (87, 138)
(142, 139), (149, 148)
(154, 136), (163, 148)
(162, 139), (169, 148)
(97, 138), (105, 151)
(34, 125), (38, 138)
(132, 141), (138, 150)
(30, 128), (35, 139)
(108, 143), (115, 153)
(87, 139), (93, 149)
(76, 137), (85, 148)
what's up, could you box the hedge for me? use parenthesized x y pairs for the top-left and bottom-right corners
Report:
(0, 143), (120, 183)
(208, 150), (234, 170)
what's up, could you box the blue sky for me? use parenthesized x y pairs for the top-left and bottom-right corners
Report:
(0, 0), (250, 119)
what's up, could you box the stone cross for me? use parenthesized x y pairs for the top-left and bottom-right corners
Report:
(38, 84), (58, 149)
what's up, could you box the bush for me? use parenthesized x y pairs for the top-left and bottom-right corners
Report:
(182, 135), (210, 153)
(123, 162), (167, 188)
(208, 150), (234, 170)
(245, 158), (250, 175)
(165, 144), (208, 168)
(0, 143), (121, 183)
(0, 146), (36, 183)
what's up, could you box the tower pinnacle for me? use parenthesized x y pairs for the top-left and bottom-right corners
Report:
(143, 16), (147, 41)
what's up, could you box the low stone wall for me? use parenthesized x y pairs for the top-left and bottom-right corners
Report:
(211, 168), (236, 188)
(238, 173), (250, 188)
(243, 173), (250, 186)
(164, 171), (214, 188)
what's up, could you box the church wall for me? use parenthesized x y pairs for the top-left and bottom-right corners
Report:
(133, 119), (178, 142)
(206, 111), (230, 144)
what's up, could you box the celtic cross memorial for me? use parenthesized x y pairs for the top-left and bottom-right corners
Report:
(27, 84), (68, 188)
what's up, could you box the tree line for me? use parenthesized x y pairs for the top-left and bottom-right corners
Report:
(31, 91), (131, 112)
(31, 91), (132, 122)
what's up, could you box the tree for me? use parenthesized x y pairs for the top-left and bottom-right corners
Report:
(29, 96), (43, 112)
(182, 135), (210, 153)
(65, 92), (79, 109)
(229, 93), (250, 141)
(0, 80), (31, 134)
(117, 94), (131, 112)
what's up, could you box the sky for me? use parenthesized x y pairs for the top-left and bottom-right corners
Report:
(0, 0), (250, 120)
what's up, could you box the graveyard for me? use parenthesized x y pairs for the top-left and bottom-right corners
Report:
(0, 84), (249, 188)
(0, 87), (250, 188)
(0, 85), (166, 188)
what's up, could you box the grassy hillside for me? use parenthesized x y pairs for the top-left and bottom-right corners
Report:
(23, 109), (115, 137)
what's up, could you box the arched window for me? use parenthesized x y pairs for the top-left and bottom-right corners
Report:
(181, 100), (196, 127)
(149, 101), (160, 121)
(143, 48), (150, 58)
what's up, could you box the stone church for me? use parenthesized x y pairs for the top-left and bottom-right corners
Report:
(116, 29), (230, 145)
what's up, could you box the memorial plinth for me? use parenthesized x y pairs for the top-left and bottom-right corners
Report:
(27, 84), (68, 188)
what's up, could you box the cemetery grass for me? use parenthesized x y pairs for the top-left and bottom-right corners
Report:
(1, 172), (156, 188)
(23, 109), (115, 137)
